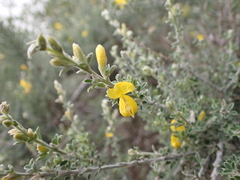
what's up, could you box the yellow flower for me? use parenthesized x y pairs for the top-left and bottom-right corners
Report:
(105, 131), (114, 138)
(54, 22), (64, 30)
(198, 111), (206, 121)
(115, 0), (128, 8)
(171, 133), (182, 148)
(20, 64), (28, 71)
(81, 30), (89, 38)
(197, 34), (204, 41)
(95, 44), (107, 77)
(170, 119), (185, 149)
(170, 119), (185, 132)
(107, 82), (138, 118)
(20, 79), (32, 94)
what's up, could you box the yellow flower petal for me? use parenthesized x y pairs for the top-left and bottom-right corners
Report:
(171, 133), (182, 148)
(114, 82), (135, 95)
(119, 95), (138, 118)
(107, 88), (121, 99)
(170, 119), (185, 132)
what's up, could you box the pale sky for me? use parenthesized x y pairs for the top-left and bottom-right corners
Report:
(0, 0), (30, 18)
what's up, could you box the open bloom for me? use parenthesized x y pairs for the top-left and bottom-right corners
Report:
(170, 119), (185, 149)
(107, 82), (138, 118)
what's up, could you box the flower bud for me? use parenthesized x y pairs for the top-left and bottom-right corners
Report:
(13, 133), (29, 141)
(37, 34), (47, 51)
(2, 120), (12, 127)
(27, 128), (35, 138)
(128, 148), (136, 156)
(0, 115), (9, 122)
(50, 57), (74, 67)
(72, 43), (86, 63)
(95, 44), (107, 77)
(47, 36), (63, 53)
(142, 66), (154, 76)
(198, 111), (206, 121)
(165, 101), (176, 111)
(0, 101), (10, 115)
(37, 144), (49, 153)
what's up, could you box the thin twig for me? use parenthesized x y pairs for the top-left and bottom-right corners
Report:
(198, 154), (210, 178)
(0, 152), (195, 178)
(211, 141), (224, 180)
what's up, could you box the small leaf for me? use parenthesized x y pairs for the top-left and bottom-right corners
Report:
(84, 79), (93, 84)
(60, 160), (68, 167)
(86, 52), (93, 64)
(59, 67), (70, 76)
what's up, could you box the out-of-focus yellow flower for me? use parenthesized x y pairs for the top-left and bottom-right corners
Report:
(20, 79), (32, 94)
(0, 53), (5, 60)
(197, 34), (204, 41)
(198, 111), (206, 121)
(190, 31), (204, 41)
(20, 64), (28, 71)
(170, 119), (185, 132)
(81, 30), (89, 38)
(64, 110), (72, 120)
(170, 119), (185, 149)
(107, 82), (138, 118)
(171, 133), (182, 148)
(105, 131), (114, 138)
(95, 44), (107, 77)
(182, 4), (190, 17)
(115, 0), (128, 8)
(54, 22), (64, 30)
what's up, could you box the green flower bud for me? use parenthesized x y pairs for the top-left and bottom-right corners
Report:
(47, 36), (63, 53)
(2, 120), (12, 127)
(142, 66), (154, 76)
(0, 101), (10, 115)
(37, 34), (47, 51)
(50, 57), (74, 67)
(165, 101), (176, 111)
(13, 133), (29, 141)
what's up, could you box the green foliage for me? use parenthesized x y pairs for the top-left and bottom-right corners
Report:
(1, 0), (240, 179)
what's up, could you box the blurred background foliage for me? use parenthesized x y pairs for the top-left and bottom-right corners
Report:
(1, 0), (240, 179)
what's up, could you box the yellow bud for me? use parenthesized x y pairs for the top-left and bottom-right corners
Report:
(37, 144), (49, 153)
(72, 43), (86, 63)
(198, 111), (206, 121)
(95, 44), (107, 77)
